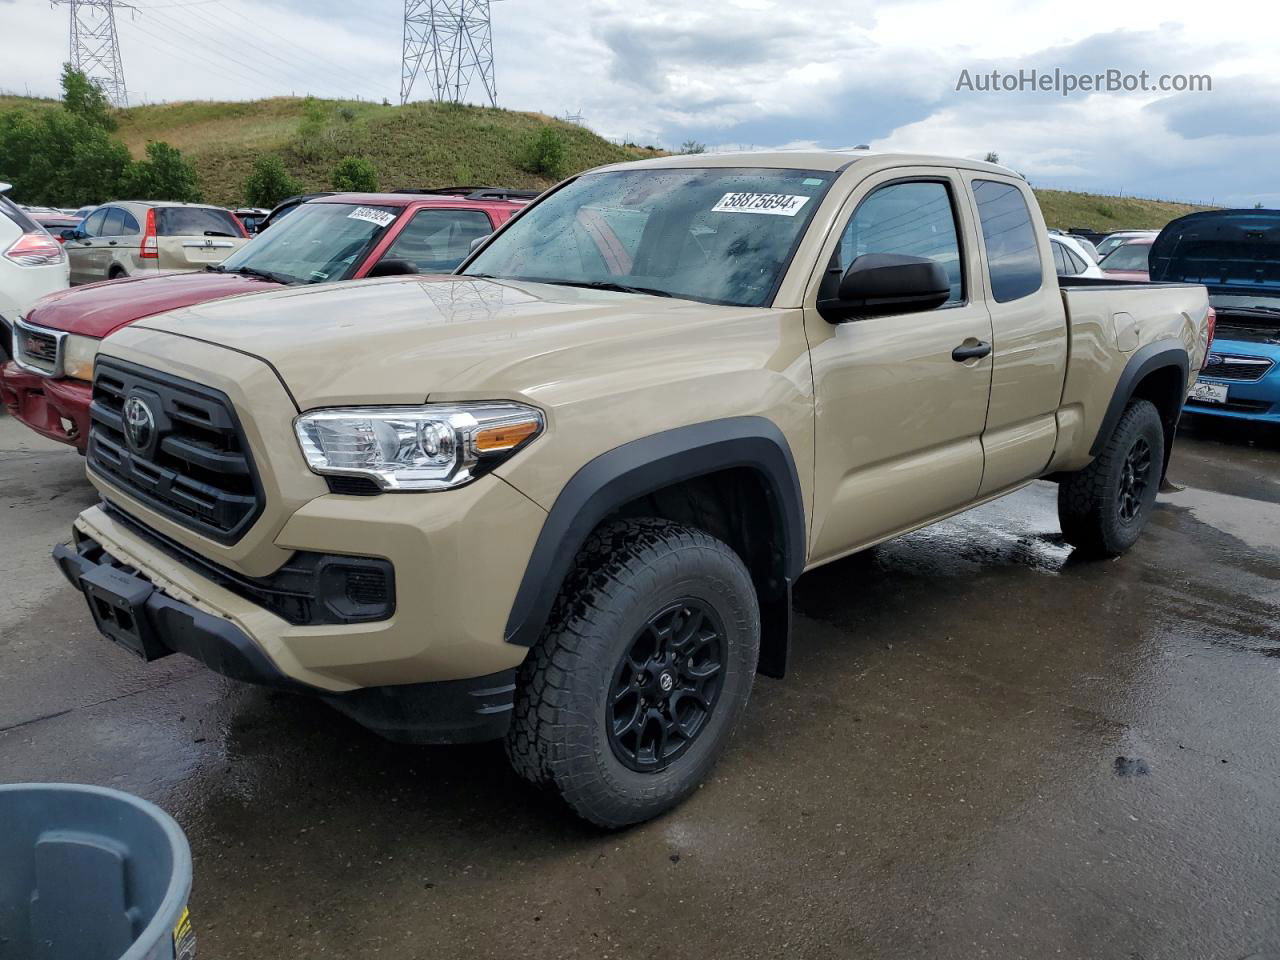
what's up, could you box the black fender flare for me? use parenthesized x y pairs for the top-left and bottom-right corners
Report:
(503, 416), (806, 669)
(1088, 341), (1189, 461)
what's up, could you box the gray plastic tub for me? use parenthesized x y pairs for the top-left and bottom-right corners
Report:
(0, 783), (194, 960)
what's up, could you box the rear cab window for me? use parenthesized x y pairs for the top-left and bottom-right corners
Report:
(156, 207), (243, 238)
(972, 180), (1043, 302)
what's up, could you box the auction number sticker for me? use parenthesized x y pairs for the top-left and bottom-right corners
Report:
(711, 193), (810, 216)
(348, 207), (396, 228)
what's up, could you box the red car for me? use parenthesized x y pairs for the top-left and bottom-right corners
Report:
(1, 188), (533, 451)
(1098, 237), (1154, 281)
(29, 212), (83, 243)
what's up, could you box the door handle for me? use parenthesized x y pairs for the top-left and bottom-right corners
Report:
(107, 240), (117, 246)
(952, 341), (992, 361)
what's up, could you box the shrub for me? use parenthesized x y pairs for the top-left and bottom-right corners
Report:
(244, 154), (302, 208)
(330, 155), (378, 192)
(121, 141), (202, 202)
(520, 128), (566, 178)
(679, 139), (706, 155)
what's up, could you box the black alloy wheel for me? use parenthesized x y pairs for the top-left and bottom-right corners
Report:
(606, 599), (725, 773)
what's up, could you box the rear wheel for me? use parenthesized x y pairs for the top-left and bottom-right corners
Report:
(505, 518), (760, 827)
(1058, 399), (1165, 556)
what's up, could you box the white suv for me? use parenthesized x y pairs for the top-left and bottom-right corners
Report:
(0, 185), (71, 363)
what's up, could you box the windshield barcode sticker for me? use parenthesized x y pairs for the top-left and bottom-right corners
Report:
(348, 207), (396, 228)
(711, 193), (810, 216)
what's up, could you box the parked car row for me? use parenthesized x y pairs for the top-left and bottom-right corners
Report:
(1, 186), (533, 448)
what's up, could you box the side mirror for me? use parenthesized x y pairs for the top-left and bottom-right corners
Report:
(61, 228), (80, 241)
(469, 235), (487, 253)
(367, 258), (419, 278)
(818, 253), (951, 322)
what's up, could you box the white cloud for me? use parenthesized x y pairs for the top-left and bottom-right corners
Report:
(3, 0), (1278, 203)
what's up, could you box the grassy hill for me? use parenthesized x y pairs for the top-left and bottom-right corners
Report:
(0, 93), (1212, 228)
(1033, 189), (1211, 231)
(113, 97), (664, 206)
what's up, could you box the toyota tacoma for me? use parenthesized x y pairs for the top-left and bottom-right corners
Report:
(55, 152), (1211, 826)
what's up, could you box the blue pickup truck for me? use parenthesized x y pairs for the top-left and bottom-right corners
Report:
(1151, 209), (1280, 425)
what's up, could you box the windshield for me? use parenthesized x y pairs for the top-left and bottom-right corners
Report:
(1100, 242), (1151, 271)
(463, 167), (834, 307)
(217, 202), (400, 284)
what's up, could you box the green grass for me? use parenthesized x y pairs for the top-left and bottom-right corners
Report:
(0, 94), (1215, 225)
(1033, 188), (1212, 231)
(34, 95), (663, 205)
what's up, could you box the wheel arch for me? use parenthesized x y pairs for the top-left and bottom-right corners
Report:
(1089, 342), (1188, 478)
(503, 416), (806, 678)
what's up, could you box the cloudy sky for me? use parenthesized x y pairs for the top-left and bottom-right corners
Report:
(4, 0), (1277, 206)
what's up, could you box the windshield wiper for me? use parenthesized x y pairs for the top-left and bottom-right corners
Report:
(207, 264), (296, 285)
(204, 230), (237, 238)
(543, 279), (674, 298)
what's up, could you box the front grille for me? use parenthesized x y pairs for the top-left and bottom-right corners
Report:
(101, 502), (395, 624)
(1201, 356), (1274, 382)
(88, 358), (264, 544)
(13, 321), (61, 375)
(1187, 397), (1272, 414)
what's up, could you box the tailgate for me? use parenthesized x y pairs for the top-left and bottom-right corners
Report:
(160, 235), (244, 267)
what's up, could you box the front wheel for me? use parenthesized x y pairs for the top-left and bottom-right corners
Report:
(1057, 398), (1165, 557)
(505, 519), (760, 827)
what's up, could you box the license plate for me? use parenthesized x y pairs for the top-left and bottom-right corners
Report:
(1190, 381), (1229, 404)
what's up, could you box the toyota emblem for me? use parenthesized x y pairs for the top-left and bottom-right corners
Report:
(123, 396), (156, 452)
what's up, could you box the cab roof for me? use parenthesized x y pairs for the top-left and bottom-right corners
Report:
(591, 149), (1020, 178)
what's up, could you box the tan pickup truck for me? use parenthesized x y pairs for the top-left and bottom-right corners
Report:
(55, 152), (1211, 826)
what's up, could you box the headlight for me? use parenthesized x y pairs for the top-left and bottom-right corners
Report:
(62, 334), (100, 381)
(294, 402), (544, 491)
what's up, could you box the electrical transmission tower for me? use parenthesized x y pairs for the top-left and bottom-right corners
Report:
(51, 0), (132, 107)
(400, 1), (497, 108)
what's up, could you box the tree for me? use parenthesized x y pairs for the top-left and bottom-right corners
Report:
(520, 128), (566, 179)
(330, 156), (378, 192)
(122, 141), (202, 202)
(0, 107), (129, 206)
(60, 64), (115, 131)
(679, 139), (707, 155)
(983, 151), (1000, 164)
(244, 155), (302, 208)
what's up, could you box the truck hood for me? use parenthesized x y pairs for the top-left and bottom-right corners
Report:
(128, 275), (756, 409)
(24, 271), (280, 339)
(1150, 209), (1280, 297)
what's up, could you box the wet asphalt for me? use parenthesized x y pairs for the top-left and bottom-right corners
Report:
(1, 409), (1278, 960)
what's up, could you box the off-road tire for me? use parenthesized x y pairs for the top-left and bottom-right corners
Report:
(1058, 398), (1165, 557)
(505, 518), (760, 828)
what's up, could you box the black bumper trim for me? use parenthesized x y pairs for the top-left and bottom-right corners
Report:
(53, 536), (517, 744)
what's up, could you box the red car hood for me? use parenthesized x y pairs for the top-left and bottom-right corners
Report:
(23, 271), (281, 339)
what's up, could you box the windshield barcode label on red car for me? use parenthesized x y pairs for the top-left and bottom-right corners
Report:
(348, 207), (396, 228)
(711, 193), (810, 216)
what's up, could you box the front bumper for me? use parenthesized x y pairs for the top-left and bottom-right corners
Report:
(0, 361), (92, 450)
(53, 531), (519, 743)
